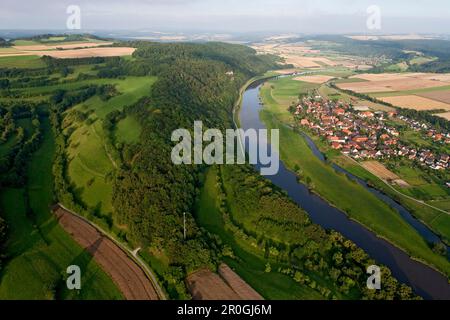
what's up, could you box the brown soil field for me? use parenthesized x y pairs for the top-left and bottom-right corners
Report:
(294, 75), (335, 84)
(337, 82), (395, 93)
(218, 264), (263, 300)
(53, 205), (159, 300)
(338, 78), (449, 93)
(2, 45), (134, 59)
(378, 95), (450, 111)
(362, 161), (409, 187)
(418, 90), (450, 104)
(186, 268), (240, 300)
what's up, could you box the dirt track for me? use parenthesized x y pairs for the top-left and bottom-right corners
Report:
(53, 205), (159, 300)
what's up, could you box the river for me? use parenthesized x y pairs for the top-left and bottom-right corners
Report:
(238, 80), (450, 300)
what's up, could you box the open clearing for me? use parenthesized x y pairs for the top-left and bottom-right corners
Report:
(1, 43), (134, 59)
(362, 161), (410, 187)
(12, 42), (113, 51)
(378, 95), (450, 111)
(294, 75), (336, 84)
(21, 47), (136, 59)
(54, 205), (159, 300)
(186, 268), (240, 300)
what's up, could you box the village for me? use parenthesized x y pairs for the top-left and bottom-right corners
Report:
(293, 95), (450, 171)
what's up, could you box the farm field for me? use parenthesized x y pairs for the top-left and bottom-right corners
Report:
(252, 42), (372, 71)
(20, 47), (136, 59)
(378, 95), (450, 111)
(362, 161), (409, 187)
(337, 73), (450, 94)
(418, 90), (450, 104)
(2, 36), (134, 59)
(294, 75), (336, 84)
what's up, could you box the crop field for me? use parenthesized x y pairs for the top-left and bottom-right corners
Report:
(418, 90), (450, 104)
(252, 43), (369, 70)
(378, 95), (450, 111)
(12, 42), (113, 51)
(23, 47), (136, 59)
(362, 161), (410, 187)
(294, 75), (336, 84)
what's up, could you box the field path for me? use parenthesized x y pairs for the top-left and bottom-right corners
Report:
(53, 204), (166, 300)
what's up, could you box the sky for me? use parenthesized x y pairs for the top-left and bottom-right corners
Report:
(1, 0), (450, 34)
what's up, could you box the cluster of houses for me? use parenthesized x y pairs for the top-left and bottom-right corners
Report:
(294, 96), (450, 171)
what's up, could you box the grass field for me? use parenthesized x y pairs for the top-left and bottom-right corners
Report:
(195, 167), (324, 299)
(65, 76), (156, 216)
(0, 119), (122, 299)
(259, 78), (450, 276)
(0, 55), (45, 68)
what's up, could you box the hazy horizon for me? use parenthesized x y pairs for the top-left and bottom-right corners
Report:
(1, 0), (450, 34)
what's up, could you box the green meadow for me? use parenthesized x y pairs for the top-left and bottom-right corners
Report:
(0, 55), (45, 69)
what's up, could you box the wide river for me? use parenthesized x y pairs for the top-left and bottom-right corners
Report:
(238, 80), (450, 300)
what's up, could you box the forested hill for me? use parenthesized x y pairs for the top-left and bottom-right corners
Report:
(94, 42), (280, 295)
